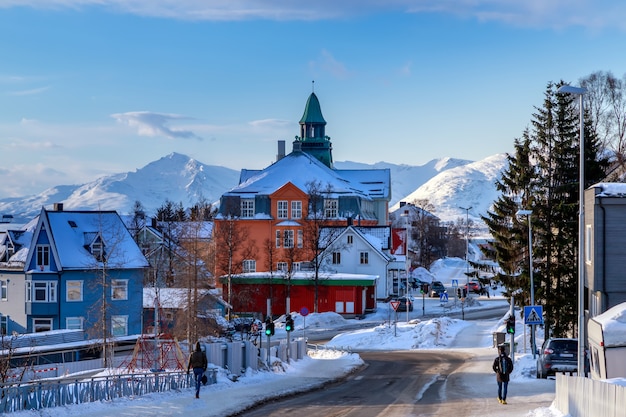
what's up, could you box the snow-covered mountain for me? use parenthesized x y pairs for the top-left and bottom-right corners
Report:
(0, 153), (506, 226)
(390, 153), (508, 232)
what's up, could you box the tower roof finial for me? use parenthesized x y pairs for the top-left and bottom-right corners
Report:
(312, 80), (315, 93)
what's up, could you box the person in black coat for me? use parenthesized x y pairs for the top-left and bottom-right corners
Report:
(492, 345), (514, 404)
(187, 341), (208, 398)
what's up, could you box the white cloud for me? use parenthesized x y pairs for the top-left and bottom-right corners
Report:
(111, 111), (203, 140)
(310, 49), (351, 79)
(2, 1), (626, 30)
(7, 86), (51, 96)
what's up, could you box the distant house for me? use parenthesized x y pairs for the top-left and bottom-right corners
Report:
(584, 183), (626, 317)
(0, 222), (36, 334)
(134, 219), (214, 288)
(316, 225), (395, 300)
(143, 287), (231, 336)
(1, 204), (149, 336)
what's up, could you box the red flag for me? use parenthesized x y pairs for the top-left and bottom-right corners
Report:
(391, 228), (407, 255)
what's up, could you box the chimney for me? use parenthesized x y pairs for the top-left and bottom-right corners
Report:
(399, 201), (406, 208)
(54, 203), (64, 211)
(292, 140), (302, 152)
(276, 140), (286, 161)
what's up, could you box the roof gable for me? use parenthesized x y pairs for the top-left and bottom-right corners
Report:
(26, 208), (148, 270)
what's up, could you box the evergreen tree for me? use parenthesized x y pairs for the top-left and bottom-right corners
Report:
(485, 81), (609, 339)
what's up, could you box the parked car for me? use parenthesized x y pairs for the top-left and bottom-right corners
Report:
(464, 279), (485, 295)
(536, 338), (578, 378)
(392, 296), (413, 312)
(430, 281), (446, 298)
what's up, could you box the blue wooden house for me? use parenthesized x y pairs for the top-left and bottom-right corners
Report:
(22, 204), (149, 336)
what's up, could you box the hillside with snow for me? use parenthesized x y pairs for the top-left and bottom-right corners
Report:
(390, 153), (508, 232)
(0, 153), (505, 225)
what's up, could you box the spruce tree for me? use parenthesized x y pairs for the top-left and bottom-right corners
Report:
(486, 81), (608, 339)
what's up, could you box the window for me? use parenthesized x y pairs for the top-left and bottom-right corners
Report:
(241, 199), (255, 218)
(0, 315), (6, 335)
(277, 262), (288, 272)
(26, 281), (57, 302)
(297, 229), (303, 248)
(283, 230), (294, 248)
(66, 317), (83, 330)
(292, 262), (301, 271)
(332, 252), (341, 265)
(360, 252), (369, 265)
(91, 239), (105, 262)
(347, 235), (353, 245)
(111, 315), (128, 336)
(277, 201), (288, 219)
(36, 245), (50, 269)
(585, 224), (593, 264)
(275, 230), (281, 248)
(66, 281), (83, 301)
(33, 318), (53, 332)
(291, 201), (302, 219)
(111, 280), (128, 300)
(243, 259), (256, 273)
(0, 280), (7, 301)
(324, 199), (338, 218)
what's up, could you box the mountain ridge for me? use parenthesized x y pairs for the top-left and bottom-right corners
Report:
(0, 153), (506, 225)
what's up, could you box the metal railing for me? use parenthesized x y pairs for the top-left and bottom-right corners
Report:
(0, 370), (215, 413)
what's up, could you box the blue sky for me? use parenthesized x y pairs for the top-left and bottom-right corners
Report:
(1, 1), (626, 199)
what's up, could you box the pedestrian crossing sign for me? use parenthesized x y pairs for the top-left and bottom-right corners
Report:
(524, 305), (543, 325)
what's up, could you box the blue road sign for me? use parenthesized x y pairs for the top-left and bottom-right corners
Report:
(524, 305), (543, 325)
(440, 293), (449, 303)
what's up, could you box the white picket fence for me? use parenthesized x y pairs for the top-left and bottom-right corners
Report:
(554, 373), (626, 417)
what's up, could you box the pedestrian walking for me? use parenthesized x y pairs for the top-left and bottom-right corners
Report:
(492, 345), (514, 404)
(187, 341), (208, 399)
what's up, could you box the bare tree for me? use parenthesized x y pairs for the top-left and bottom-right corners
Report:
(301, 180), (346, 313)
(212, 214), (255, 320)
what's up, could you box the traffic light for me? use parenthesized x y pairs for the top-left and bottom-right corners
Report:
(420, 283), (429, 295)
(285, 315), (294, 332)
(506, 317), (515, 334)
(265, 317), (275, 336)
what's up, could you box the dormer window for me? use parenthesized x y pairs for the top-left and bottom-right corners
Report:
(85, 232), (106, 262)
(91, 240), (105, 262)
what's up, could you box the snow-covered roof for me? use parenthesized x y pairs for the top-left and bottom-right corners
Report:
(143, 287), (230, 309)
(591, 182), (626, 197)
(229, 151), (390, 201)
(591, 302), (626, 347)
(35, 209), (149, 270)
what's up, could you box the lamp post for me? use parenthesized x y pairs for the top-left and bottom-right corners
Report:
(516, 209), (536, 358)
(558, 84), (586, 377)
(401, 209), (411, 323)
(459, 206), (472, 294)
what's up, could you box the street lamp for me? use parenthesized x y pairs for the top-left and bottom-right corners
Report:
(401, 209), (411, 323)
(516, 209), (536, 358)
(459, 206), (472, 294)
(558, 84), (586, 377)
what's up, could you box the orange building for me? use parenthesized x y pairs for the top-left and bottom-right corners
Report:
(214, 92), (391, 315)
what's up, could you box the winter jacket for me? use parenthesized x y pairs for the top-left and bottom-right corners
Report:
(188, 350), (208, 372)
(492, 353), (514, 383)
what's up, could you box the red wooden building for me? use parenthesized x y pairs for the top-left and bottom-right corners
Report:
(222, 272), (377, 318)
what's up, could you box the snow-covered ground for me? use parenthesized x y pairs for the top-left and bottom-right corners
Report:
(11, 293), (568, 417)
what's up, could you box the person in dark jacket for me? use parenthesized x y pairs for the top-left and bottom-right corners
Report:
(187, 341), (208, 398)
(492, 345), (514, 404)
